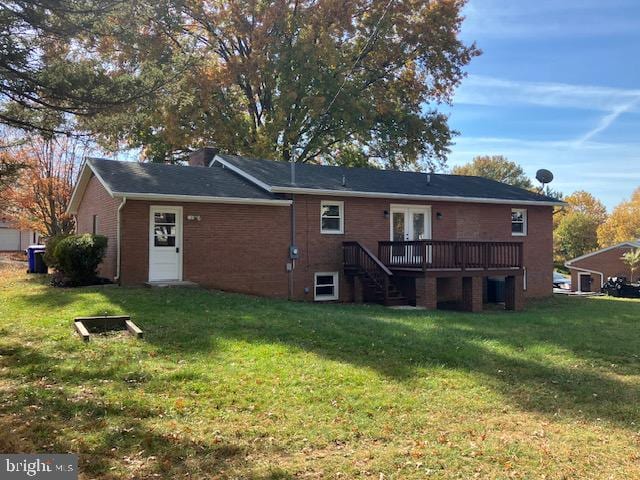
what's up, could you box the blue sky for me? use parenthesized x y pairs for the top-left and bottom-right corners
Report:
(446, 0), (640, 209)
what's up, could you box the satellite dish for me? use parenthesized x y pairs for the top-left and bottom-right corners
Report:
(535, 169), (554, 194)
(536, 169), (554, 185)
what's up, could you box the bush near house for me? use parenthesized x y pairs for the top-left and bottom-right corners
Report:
(47, 233), (107, 286)
(44, 234), (70, 270)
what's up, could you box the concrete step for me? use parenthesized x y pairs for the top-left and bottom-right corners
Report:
(144, 280), (200, 288)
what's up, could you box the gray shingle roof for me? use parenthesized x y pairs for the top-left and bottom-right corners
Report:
(216, 154), (563, 204)
(87, 157), (278, 200)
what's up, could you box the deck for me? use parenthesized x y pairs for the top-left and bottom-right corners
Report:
(376, 240), (523, 275)
(343, 239), (525, 309)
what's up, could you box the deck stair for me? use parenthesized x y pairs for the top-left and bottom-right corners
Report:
(343, 241), (408, 306)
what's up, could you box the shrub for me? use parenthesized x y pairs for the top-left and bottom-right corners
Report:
(44, 234), (70, 270)
(53, 234), (108, 285)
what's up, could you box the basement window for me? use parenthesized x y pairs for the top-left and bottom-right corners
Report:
(314, 272), (339, 301)
(511, 209), (527, 236)
(320, 201), (344, 234)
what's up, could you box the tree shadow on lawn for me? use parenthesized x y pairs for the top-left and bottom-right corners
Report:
(15, 286), (640, 429)
(0, 343), (280, 479)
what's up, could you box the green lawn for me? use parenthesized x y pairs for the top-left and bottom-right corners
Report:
(1, 264), (639, 479)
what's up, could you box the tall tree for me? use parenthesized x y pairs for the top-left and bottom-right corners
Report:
(88, 0), (479, 167)
(597, 188), (640, 247)
(3, 136), (86, 236)
(554, 212), (601, 262)
(0, 0), (184, 134)
(0, 149), (24, 192)
(553, 190), (607, 263)
(561, 190), (607, 223)
(451, 155), (533, 189)
(0, 135), (27, 211)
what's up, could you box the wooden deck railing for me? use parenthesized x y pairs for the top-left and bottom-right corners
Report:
(377, 240), (523, 271)
(343, 241), (393, 293)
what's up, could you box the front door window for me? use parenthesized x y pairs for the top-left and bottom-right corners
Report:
(154, 212), (176, 247)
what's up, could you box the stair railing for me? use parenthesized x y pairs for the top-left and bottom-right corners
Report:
(343, 241), (393, 300)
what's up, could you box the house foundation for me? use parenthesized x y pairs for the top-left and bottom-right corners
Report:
(415, 277), (438, 309)
(505, 275), (524, 311)
(462, 276), (483, 312)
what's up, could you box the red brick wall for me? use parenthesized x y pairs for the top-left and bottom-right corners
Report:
(75, 175), (119, 279)
(120, 200), (291, 298)
(75, 178), (554, 301)
(291, 195), (553, 300)
(568, 245), (637, 290)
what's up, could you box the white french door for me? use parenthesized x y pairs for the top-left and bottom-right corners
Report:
(389, 205), (431, 264)
(149, 206), (183, 281)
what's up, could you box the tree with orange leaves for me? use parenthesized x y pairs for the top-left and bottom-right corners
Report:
(597, 188), (640, 247)
(553, 190), (607, 263)
(3, 136), (88, 237)
(87, 0), (480, 168)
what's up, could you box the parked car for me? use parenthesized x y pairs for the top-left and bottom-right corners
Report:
(553, 271), (571, 290)
(601, 277), (640, 298)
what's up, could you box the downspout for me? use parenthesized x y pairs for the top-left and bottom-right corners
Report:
(289, 194), (296, 300)
(114, 197), (127, 283)
(288, 159), (296, 300)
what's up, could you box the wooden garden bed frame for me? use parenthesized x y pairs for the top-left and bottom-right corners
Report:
(74, 315), (143, 342)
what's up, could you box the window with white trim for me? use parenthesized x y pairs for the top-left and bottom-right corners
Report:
(320, 201), (344, 234)
(314, 272), (339, 301)
(511, 208), (527, 236)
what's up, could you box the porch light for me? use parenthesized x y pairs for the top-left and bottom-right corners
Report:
(384, 210), (389, 219)
(436, 212), (443, 219)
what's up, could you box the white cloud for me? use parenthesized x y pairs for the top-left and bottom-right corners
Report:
(462, 0), (640, 39)
(574, 98), (640, 145)
(454, 75), (640, 144)
(582, 171), (640, 180)
(455, 75), (640, 113)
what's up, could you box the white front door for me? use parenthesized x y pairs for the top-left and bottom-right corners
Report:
(390, 206), (431, 264)
(149, 206), (182, 281)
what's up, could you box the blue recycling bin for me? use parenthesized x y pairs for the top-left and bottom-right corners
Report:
(26, 245), (47, 273)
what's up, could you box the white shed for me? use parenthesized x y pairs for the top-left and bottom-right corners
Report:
(0, 216), (39, 251)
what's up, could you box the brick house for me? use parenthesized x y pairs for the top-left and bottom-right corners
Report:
(67, 149), (563, 311)
(565, 241), (640, 292)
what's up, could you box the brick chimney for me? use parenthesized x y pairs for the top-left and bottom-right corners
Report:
(188, 147), (218, 167)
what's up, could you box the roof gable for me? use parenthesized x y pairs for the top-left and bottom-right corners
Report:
(67, 158), (291, 214)
(565, 241), (640, 265)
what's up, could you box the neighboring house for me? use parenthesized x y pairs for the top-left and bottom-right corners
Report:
(565, 240), (640, 292)
(0, 215), (39, 252)
(67, 149), (563, 311)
